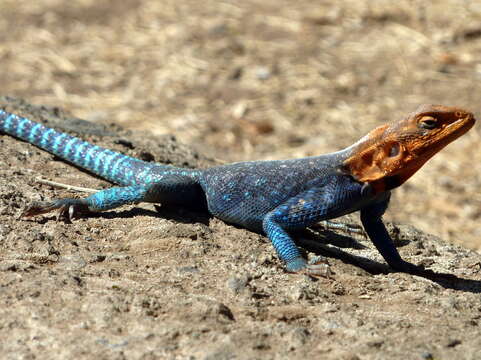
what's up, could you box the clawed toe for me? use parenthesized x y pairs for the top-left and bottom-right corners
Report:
(306, 263), (332, 278)
(21, 199), (89, 223)
(286, 256), (333, 278)
(21, 201), (59, 217)
(56, 204), (76, 223)
(56, 203), (90, 223)
(306, 256), (332, 278)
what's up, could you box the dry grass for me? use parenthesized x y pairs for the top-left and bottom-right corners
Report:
(1, 0), (481, 248)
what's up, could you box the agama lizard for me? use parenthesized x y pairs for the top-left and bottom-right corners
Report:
(0, 105), (475, 275)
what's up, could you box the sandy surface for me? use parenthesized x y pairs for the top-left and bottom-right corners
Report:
(1, 1), (481, 358)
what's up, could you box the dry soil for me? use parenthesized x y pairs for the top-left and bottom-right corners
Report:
(1, 1), (481, 359)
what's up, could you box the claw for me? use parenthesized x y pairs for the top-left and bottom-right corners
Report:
(314, 220), (366, 237)
(68, 204), (75, 221)
(285, 256), (333, 278)
(306, 255), (332, 278)
(55, 204), (73, 223)
(21, 199), (89, 223)
(21, 201), (60, 217)
(57, 203), (90, 223)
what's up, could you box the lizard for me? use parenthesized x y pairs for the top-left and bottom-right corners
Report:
(0, 104), (475, 275)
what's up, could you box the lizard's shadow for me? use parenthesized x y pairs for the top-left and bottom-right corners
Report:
(85, 205), (212, 226)
(52, 207), (481, 293)
(298, 229), (481, 294)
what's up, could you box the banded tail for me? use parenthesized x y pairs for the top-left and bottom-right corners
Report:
(0, 110), (174, 186)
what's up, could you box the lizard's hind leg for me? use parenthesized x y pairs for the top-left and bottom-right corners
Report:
(22, 185), (153, 222)
(22, 175), (206, 221)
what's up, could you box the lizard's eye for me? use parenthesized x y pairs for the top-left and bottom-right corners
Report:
(418, 116), (438, 130)
(389, 143), (400, 157)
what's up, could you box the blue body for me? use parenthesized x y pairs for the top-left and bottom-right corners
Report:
(0, 110), (414, 273)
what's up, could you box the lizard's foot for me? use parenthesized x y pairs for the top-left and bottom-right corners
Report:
(306, 255), (332, 278)
(314, 220), (366, 237)
(21, 199), (90, 223)
(285, 256), (332, 278)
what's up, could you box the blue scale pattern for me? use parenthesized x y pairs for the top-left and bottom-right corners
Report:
(0, 109), (411, 273)
(0, 111), (199, 186)
(199, 166), (380, 271)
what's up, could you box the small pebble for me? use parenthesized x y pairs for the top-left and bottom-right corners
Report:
(255, 66), (271, 80)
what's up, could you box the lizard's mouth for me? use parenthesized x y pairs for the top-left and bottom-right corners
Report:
(436, 113), (475, 147)
(445, 113), (475, 134)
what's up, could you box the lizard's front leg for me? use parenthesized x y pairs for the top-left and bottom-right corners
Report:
(263, 212), (331, 276)
(360, 196), (421, 274)
(262, 175), (366, 276)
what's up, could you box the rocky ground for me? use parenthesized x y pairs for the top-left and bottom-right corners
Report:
(2, 1), (481, 359)
(1, 98), (481, 359)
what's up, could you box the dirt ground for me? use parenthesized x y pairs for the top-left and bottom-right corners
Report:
(1, 1), (481, 359)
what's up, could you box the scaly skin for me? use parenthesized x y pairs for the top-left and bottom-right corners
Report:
(0, 105), (475, 276)
(343, 105), (475, 193)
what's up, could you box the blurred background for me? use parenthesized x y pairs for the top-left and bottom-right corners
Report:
(1, 0), (481, 250)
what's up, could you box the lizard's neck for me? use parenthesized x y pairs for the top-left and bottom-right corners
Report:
(328, 124), (408, 193)
(294, 146), (358, 174)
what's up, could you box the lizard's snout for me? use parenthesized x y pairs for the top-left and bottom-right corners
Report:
(457, 109), (475, 121)
(450, 108), (476, 128)
(462, 111), (476, 126)
(444, 108), (476, 136)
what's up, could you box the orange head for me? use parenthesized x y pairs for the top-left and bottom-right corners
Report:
(342, 104), (475, 192)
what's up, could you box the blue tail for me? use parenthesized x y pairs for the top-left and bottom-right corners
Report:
(0, 110), (178, 186)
